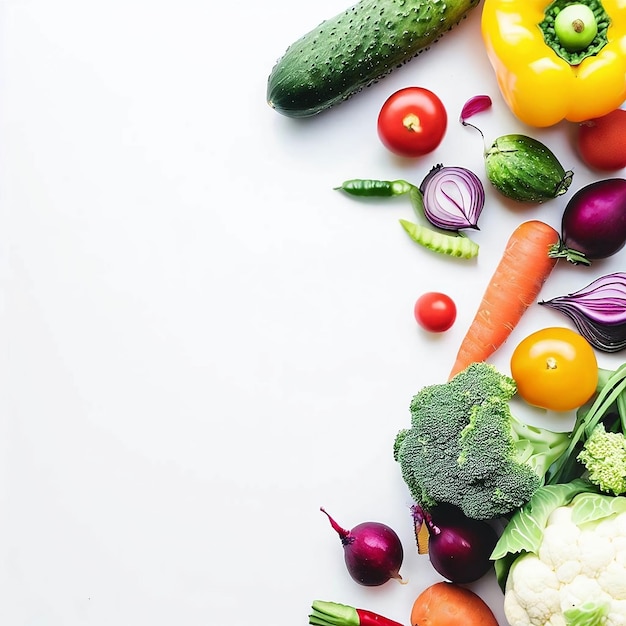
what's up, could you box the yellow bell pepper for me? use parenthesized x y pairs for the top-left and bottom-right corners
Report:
(481, 0), (626, 127)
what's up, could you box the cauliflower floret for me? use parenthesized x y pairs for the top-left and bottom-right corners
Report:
(577, 529), (615, 576)
(504, 586), (567, 626)
(539, 507), (581, 582)
(615, 538), (626, 566)
(560, 576), (609, 611)
(554, 560), (582, 585)
(546, 505), (575, 527)
(598, 561), (626, 600)
(506, 553), (561, 625)
(607, 600), (626, 626)
(504, 587), (536, 626)
(614, 513), (626, 538)
(597, 516), (626, 566)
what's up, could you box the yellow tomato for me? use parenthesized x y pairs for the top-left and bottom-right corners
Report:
(510, 327), (598, 412)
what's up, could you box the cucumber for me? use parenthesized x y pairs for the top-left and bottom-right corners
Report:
(484, 134), (574, 203)
(266, 0), (480, 118)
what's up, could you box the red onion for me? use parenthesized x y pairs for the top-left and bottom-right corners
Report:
(549, 178), (626, 265)
(419, 164), (485, 231)
(413, 504), (498, 584)
(460, 94), (493, 125)
(540, 272), (626, 352)
(321, 507), (404, 586)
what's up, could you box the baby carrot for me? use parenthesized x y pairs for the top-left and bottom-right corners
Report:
(448, 220), (560, 379)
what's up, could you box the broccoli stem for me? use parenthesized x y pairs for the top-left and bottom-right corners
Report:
(511, 416), (569, 478)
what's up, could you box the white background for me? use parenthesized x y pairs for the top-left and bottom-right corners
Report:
(1, 1), (624, 625)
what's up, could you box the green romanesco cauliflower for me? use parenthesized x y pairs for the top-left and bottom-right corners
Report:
(393, 362), (570, 520)
(578, 423), (626, 496)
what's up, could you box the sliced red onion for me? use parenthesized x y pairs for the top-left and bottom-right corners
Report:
(419, 164), (485, 231)
(540, 272), (626, 352)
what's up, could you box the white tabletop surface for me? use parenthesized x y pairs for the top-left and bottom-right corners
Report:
(1, 1), (624, 625)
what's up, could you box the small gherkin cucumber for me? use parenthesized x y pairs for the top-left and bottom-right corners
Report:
(484, 134), (574, 203)
(266, 0), (480, 118)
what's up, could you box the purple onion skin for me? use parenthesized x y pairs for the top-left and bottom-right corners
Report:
(424, 504), (498, 584)
(321, 507), (404, 586)
(561, 178), (626, 260)
(540, 272), (626, 352)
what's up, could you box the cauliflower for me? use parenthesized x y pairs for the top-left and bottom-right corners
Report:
(492, 480), (626, 626)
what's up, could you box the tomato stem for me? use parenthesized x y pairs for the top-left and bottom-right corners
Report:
(403, 113), (421, 133)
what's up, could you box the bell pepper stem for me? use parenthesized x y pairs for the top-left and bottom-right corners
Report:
(540, 0), (609, 65)
(554, 3), (598, 51)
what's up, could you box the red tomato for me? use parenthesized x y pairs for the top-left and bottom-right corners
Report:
(577, 108), (626, 171)
(377, 87), (447, 158)
(414, 292), (456, 333)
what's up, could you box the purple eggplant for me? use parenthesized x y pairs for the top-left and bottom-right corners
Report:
(549, 178), (626, 265)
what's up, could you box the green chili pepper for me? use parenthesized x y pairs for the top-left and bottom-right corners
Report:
(399, 219), (479, 259)
(335, 178), (414, 197)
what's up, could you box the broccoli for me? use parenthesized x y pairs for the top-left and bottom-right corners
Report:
(577, 422), (626, 496)
(393, 362), (570, 520)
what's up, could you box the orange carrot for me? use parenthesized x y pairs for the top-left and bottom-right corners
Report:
(448, 220), (560, 380)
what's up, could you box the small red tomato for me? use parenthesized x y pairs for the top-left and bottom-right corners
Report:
(577, 109), (626, 171)
(414, 292), (456, 333)
(377, 87), (447, 158)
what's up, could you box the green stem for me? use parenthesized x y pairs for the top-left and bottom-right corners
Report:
(548, 240), (592, 266)
(309, 601), (360, 626)
(548, 364), (626, 484)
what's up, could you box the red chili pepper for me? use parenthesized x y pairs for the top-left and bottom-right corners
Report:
(309, 600), (404, 626)
(356, 608), (404, 626)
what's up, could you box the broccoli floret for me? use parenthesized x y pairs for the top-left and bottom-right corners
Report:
(393, 362), (570, 520)
(577, 422), (626, 496)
